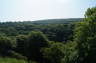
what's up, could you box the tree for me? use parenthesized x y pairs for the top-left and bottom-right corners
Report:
(62, 41), (78, 63)
(26, 31), (49, 62)
(0, 36), (13, 56)
(74, 7), (96, 63)
(42, 42), (65, 63)
(16, 35), (27, 55)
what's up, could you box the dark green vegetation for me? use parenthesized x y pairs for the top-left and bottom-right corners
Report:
(0, 18), (81, 41)
(0, 7), (96, 63)
(0, 57), (28, 63)
(27, 18), (82, 24)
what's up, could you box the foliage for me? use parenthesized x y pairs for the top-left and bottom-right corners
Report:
(74, 7), (96, 63)
(0, 22), (75, 42)
(42, 42), (65, 63)
(62, 41), (78, 63)
(16, 35), (27, 55)
(0, 57), (28, 63)
(0, 7), (96, 63)
(0, 36), (13, 56)
(26, 31), (49, 62)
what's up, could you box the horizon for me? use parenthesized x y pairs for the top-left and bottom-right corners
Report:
(0, 18), (83, 22)
(0, 0), (96, 22)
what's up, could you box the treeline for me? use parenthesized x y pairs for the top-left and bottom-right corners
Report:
(0, 23), (75, 42)
(0, 7), (96, 63)
(0, 30), (76, 63)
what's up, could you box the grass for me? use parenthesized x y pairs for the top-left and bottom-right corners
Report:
(0, 57), (28, 63)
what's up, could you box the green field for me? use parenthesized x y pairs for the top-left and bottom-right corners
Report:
(0, 58), (28, 63)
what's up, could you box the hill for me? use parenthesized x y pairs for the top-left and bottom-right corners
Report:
(31, 18), (83, 24)
(0, 18), (83, 25)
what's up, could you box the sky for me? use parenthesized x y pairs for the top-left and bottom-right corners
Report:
(0, 0), (96, 22)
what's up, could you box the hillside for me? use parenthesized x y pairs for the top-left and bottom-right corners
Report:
(31, 18), (83, 24)
(0, 18), (80, 41)
(0, 18), (83, 25)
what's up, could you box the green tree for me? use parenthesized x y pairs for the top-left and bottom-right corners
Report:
(0, 36), (13, 56)
(16, 35), (27, 55)
(74, 7), (96, 63)
(42, 42), (65, 63)
(62, 41), (78, 63)
(26, 31), (49, 62)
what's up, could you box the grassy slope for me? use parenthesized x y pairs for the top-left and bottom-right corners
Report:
(0, 57), (28, 63)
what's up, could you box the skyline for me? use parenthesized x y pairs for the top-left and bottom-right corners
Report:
(0, 0), (96, 22)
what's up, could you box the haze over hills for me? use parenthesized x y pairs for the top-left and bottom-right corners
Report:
(31, 18), (83, 24)
(0, 18), (83, 24)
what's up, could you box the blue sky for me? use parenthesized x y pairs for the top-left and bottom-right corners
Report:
(0, 0), (96, 22)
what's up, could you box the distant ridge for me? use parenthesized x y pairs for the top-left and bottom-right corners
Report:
(30, 18), (83, 24)
(0, 18), (83, 24)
